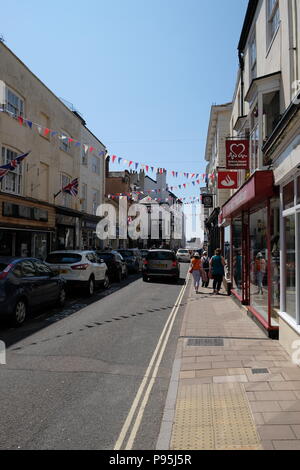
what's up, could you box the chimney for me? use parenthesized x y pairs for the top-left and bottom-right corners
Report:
(156, 169), (167, 192)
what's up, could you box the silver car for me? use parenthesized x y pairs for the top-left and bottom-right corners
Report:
(143, 250), (180, 283)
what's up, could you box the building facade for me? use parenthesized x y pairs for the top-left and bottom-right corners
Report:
(0, 42), (106, 257)
(211, 0), (300, 347)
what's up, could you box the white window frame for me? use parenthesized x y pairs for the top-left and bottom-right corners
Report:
(280, 175), (300, 328)
(267, 0), (280, 48)
(61, 173), (72, 208)
(5, 87), (24, 117)
(1, 146), (23, 195)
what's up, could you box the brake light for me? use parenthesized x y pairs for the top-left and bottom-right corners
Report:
(71, 264), (89, 271)
(172, 261), (178, 267)
(143, 259), (148, 266)
(0, 264), (13, 280)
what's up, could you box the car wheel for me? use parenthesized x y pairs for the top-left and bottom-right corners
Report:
(103, 273), (110, 290)
(116, 270), (122, 283)
(12, 299), (27, 327)
(57, 286), (66, 307)
(86, 276), (95, 297)
(143, 275), (149, 282)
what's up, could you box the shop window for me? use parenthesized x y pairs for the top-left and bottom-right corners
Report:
(270, 199), (280, 325)
(0, 231), (13, 256)
(232, 218), (242, 297)
(285, 215), (296, 320)
(283, 181), (294, 210)
(249, 207), (268, 322)
(297, 176), (300, 205)
(224, 226), (231, 281)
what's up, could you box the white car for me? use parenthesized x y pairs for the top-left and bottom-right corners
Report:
(176, 249), (191, 263)
(45, 250), (109, 296)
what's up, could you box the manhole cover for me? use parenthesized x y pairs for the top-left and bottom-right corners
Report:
(187, 338), (224, 347)
(251, 368), (269, 375)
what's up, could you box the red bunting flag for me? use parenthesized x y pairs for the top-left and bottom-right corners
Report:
(89, 146), (94, 153)
(44, 128), (50, 136)
(112, 155), (117, 163)
(18, 116), (24, 126)
(145, 165), (149, 173)
(129, 161), (133, 167)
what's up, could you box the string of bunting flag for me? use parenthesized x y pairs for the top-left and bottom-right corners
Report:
(0, 106), (216, 181)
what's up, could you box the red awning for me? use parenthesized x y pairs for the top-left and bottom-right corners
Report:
(222, 170), (274, 219)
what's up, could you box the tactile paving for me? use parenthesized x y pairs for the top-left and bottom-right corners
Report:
(170, 383), (261, 450)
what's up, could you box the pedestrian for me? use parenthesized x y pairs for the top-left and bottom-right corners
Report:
(255, 252), (266, 294)
(189, 252), (202, 294)
(201, 251), (210, 288)
(209, 248), (226, 295)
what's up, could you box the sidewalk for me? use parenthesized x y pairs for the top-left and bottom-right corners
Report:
(157, 278), (300, 451)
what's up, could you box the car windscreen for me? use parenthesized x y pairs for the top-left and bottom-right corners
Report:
(118, 251), (134, 258)
(178, 250), (189, 254)
(147, 252), (176, 261)
(97, 254), (114, 261)
(45, 253), (82, 264)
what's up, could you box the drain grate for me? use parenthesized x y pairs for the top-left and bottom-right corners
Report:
(251, 368), (269, 375)
(187, 338), (224, 347)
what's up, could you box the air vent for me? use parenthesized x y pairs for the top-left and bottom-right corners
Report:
(251, 368), (269, 375)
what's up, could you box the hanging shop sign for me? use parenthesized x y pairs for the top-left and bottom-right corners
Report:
(218, 171), (238, 189)
(201, 195), (213, 208)
(226, 140), (249, 170)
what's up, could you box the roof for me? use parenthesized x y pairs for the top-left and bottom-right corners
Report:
(238, 0), (259, 52)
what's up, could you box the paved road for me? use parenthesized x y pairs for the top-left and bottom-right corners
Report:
(0, 265), (189, 450)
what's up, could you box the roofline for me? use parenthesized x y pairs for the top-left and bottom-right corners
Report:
(238, 0), (259, 52)
(204, 103), (233, 162)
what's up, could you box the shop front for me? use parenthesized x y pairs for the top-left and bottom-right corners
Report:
(222, 170), (279, 337)
(81, 216), (103, 250)
(54, 208), (82, 251)
(0, 193), (55, 259)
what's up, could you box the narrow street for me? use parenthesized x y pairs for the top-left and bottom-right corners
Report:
(0, 265), (189, 450)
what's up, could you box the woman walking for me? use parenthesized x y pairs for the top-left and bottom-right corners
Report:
(189, 252), (202, 294)
(210, 248), (226, 295)
(201, 251), (210, 288)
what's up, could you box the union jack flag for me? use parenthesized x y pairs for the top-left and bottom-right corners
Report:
(0, 151), (31, 172)
(62, 178), (79, 197)
(0, 168), (9, 182)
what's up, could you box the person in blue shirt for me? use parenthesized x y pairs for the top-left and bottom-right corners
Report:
(209, 248), (226, 295)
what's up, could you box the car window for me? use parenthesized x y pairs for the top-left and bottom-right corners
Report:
(86, 253), (96, 263)
(118, 251), (134, 258)
(12, 263), (22, 278)
(20, 260), (36, 277)
(97, 254), (113, 262)
(115, 254), (122, 262)
(46, 253), (82, 264)
(34, 260), (52, 276)
(147, 252), (176, 261)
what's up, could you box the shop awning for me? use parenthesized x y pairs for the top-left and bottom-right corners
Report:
(222, 170), (274, 219)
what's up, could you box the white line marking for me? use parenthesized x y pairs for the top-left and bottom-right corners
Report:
(114, 273), (189, 450)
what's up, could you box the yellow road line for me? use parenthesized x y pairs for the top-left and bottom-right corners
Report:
(114, 272), (190, 450)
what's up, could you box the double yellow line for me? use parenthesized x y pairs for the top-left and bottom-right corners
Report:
(114, 272), (189, 450)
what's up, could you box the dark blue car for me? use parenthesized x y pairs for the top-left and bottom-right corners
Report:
(0, 257), (66, 326)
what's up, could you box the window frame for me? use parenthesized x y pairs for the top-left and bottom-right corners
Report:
(267, 0), (280, 48)
(5, 86), (24, 117)
(1, 146), (23, 195)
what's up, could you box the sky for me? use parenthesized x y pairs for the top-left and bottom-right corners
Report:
(1, 0), (248, 240)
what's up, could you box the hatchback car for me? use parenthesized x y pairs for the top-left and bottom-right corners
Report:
(143, 250), (180, 282)
(45, 250), (109, 296)
(0, 257), (66, 326)
(96, 251), (128, 283)
(117, 249), (143, 274)
(176, 249), (191, 263)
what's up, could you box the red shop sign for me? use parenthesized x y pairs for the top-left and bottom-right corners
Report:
(218, 171), (238, 189)
(226, 140), (250, 170)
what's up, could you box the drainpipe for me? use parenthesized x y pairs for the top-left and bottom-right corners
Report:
(238, 50), (245, 117)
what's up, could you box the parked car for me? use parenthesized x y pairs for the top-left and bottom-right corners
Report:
(143, 250), (180, 283)
(176, 249), (191, 263)
(45, 250), (109, 296)
(96, 251), (128, 283)
(117, 249), (143, 274)
(0, 257), (66, 326)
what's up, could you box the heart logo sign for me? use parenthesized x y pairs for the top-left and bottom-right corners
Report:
(226, 140), (249, 169)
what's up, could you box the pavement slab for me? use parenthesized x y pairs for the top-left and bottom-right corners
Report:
(157, 278), (300, 451)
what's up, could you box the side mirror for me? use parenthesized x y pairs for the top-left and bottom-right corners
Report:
(100, 259), (105, 264)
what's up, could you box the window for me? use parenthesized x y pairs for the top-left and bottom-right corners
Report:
(61, 174), (72, 208)
(263, 91), (280, 140)
(20, 260), (36, 277)
(60, 131), (71, 153)
(81, 183), (87, 212)
(250, 104), (259, 172)
(249, 34), (257, 80)
(92, 189), (100, 215)
(283, 181), (295, 210)
(285, 215), (296, 320)
(6, 87), (24, 117)
(92, 156), (100, 175)
(267, 0), (280, 46)
(82, 147), (88, 166)
(39, 112), (50, 140)
(34, 260), (52, 276)
(1, 147), (22, 195)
